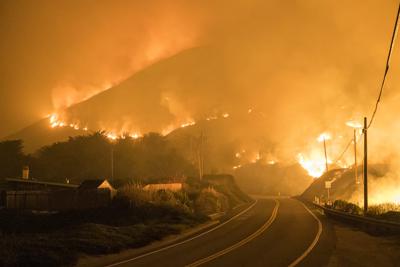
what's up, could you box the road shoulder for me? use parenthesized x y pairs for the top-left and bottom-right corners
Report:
(77, 220), (219, 267)
(298, 198), (400, 267)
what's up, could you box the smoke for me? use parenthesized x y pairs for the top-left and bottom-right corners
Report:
(0, 0), (203, 135)
(3, 0), (400, 193)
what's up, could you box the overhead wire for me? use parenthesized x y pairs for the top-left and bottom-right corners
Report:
(368, 2), (400, 129)
(334, 131), (363, 164)
(334, 3), (400, 166)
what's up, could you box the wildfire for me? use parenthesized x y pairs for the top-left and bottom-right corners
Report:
(130, 133), (141, 139)
(180, 121), (196, 128)
(251, 152), (261, 163)
(106, 133), (118, 141)
(233, 164), (242, 170)
(48, 113), (144, 141)
(297, 153), (329, 178)
(206, 115), (218, 121)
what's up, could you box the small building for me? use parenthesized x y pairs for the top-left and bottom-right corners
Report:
(5, 178), (78, 191)
(78, 179), (117, 198)
(143, 182), (183, 192)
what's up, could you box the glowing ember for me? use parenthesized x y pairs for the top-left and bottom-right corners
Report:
(222, 113), (230, 118)
(251, 152), (261, 163)
(206, 115), (218, 121)
(233, 164), (241, 170)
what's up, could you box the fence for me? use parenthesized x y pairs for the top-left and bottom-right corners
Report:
(5, 189), (112, 211)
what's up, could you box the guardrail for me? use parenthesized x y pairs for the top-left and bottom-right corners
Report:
(313, 203), (400, 234)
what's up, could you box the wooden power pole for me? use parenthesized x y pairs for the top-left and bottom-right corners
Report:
(323, 137), (329, 172)
(354, 129), (358, 184)
(363, 117), (368, 213)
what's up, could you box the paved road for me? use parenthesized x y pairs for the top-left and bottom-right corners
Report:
(107, 197), (333, 267)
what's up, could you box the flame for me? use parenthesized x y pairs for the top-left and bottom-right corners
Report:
(206, 115), (218, 121)
(181, 120), (196, 128)
(297, 153), (328, 178)
(130, 133), (141, 139)
(250, 152), (261, 163)
(233, 164), (241, 170)
(106, 132), (118, 140)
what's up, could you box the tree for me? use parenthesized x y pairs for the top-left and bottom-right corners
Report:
(0, 140), (25, 178)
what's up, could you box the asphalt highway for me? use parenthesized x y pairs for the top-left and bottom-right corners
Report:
(107, 197), (333, 267)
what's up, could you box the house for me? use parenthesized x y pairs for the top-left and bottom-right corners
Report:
(78, 179), (117, 198)
(5, 178), (78, 191)
(143, 182), (183, 192)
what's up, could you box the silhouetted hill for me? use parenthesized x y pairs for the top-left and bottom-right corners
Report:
(4, 46), (253, 153)
(234, 162), (313, 196)
(6, 119), (87, 153)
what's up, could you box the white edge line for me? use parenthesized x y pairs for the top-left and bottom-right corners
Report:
(288, 200), (323, 267)
(186, 199), (280, 267)
(105, 199), (259, 267)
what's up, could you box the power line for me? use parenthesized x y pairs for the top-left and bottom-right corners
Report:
(368, 2), (400, 128)
(334, 138), (353, 164)
(334, 131), (364, 164)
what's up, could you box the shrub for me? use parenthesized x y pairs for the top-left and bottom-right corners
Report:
(332, 200), (362, 215)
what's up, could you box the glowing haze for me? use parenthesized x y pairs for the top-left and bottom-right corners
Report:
(2, 0), (400, 202)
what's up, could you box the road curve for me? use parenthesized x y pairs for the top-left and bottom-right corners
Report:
(106, 197), (324, 267)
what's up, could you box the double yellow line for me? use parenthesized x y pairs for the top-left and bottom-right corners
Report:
(186, 199), (280, 267)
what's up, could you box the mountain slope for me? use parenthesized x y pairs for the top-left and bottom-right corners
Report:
(5, 46), (235, 152)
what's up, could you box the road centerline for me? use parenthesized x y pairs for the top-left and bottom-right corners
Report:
(105, 199), (259, 267)
(186, 199), (280, 267)
(288, 200), (323, 267)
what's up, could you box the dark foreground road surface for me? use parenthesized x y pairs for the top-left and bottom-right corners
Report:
(105, 197), (332, 267)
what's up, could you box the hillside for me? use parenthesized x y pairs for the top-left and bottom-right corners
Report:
(6, 119), (87, 153)
(202, 174), (253, 206)
(5, 46), (230, 153)
(234, 162), (313, 196)
(301, 164), (390, 204)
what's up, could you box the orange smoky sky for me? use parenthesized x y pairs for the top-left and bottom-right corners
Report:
(0, 0), (205, 136)
(1, 0), (400, 153)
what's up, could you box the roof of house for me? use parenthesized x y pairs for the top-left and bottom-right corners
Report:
(5, 178), (78, 188)
(78, 179), (114, 190)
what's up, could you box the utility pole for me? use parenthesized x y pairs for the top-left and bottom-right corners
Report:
(323, 137), (329, 172)
(197, 131), (205, 180)
(111, 146), (114, 181)
(363, 117), (368, 214)
(354, 129), (358, 184)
